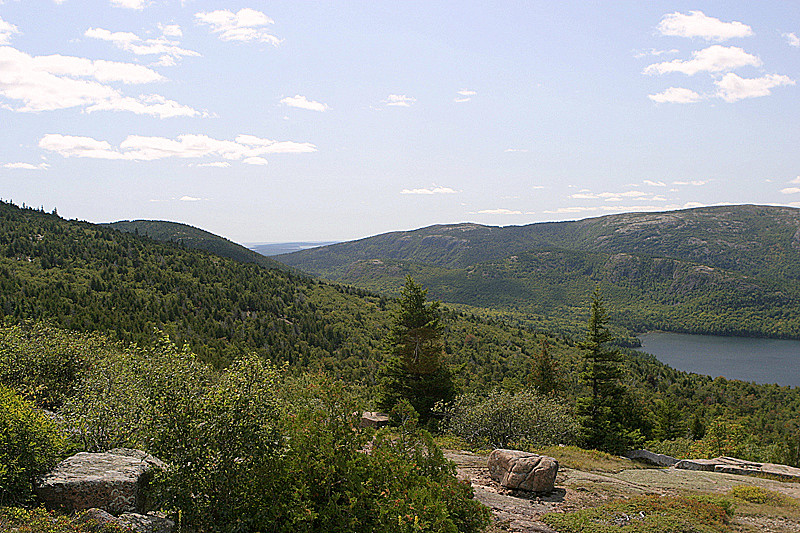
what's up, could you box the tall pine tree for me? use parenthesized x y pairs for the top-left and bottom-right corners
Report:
(575, 289), (627, 452)
(378, 276), (455, 422)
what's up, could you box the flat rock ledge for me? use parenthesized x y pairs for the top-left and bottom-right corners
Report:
(82, 508), (174, 533)
(626, 449), (678, 467)
(488, 449), (559, 493)
(35, 448), (165, 515)
(674, 456), (800, 481)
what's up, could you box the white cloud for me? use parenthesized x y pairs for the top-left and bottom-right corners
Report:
(40, 133), (317, 162)
(454, 89), (476, 102)
(504, 148), (529, 153)
(673, 180), (707, 186)
(195, 8), (280, 45)
(159, 24), (182, 38)
(477, 208), (523, 215)
(781, 187), (800, 195)
(197, 161), (230, 168)
(657, 11), (753, 41)
(644, 180), (667, 187)
(648, 87), (703, 103)
(0, 46), (200, 117)
(784, 32), (800, 47)
(243, 157), (268, 165)
(789, 176), (800, 184)
(3, 162), (49, 170)
(570, 189), (650, 201)
(400, 186), (458, 195)
(111, 0), (149, 9)
(280, 95), (329, 112)
(179, 195), (201, 201)
(634, 48), (679, 58)
(714, 73), (795, 102)
(644, 45), (760, 76)
(85, 27), (200, 62)
(383, 94), (415, 107)
(0, 16), (20, 45)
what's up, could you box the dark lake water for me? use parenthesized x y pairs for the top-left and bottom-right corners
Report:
(636, 332), (800, 388)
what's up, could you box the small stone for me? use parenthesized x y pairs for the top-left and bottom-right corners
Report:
(488, 449), (558, 493)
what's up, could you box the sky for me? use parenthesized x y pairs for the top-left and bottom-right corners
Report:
(1, 1), (799, 244)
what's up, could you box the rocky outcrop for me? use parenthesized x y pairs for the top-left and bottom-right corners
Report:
(488, 449), (559, 493)
(80, 508), (174, 533)
(626, 449), (678, 467)
(674, 456), (800, 481)
(360, 411), (390, 428)
(35, 448), (165, 515)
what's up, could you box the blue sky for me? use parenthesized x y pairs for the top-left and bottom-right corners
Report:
(1, 1), (799, 243)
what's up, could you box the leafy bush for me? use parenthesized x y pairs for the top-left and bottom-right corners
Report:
(443, 388), (578, 449)
(150, 355), (491, 533)
(643, 437), (693, 459)
(0, 385), (65, 504)
(0, 322), (110, 409)
(730, 485), (797, 507)
(0, 506), (130, 533)
(62, 333), (212, 452)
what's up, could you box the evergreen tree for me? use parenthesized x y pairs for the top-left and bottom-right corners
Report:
(378, 276), (455, 422)
(530, 338), (561, 395)
(575, 289), (627, 452)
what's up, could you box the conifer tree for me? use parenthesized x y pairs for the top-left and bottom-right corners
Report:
(575, 289), (627, 452)
(378, 276), (455, 422)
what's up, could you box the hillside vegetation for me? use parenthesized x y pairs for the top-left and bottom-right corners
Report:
(105, 219), (286, 271)
(278, 205), (800, 338)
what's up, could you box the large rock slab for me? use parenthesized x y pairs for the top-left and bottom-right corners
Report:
(626, 449), (678, 467)
(674, 456), (800, 481)
(488, 449), (559, 493)
(35, 448), (165, 515)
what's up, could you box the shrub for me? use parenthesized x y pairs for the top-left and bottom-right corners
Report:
(730, 485), (797, 507)
(0, 322), (110, 409)
(0, 506), (130, 533)
(443, 388), (578, 449)
(62, 332), (213, 452)
(0, 385), (65, 504)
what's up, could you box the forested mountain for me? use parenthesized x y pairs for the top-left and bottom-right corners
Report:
(105, 219), (286, 271)
(3, 200), (800, 471)
(278, 205), (800, 338)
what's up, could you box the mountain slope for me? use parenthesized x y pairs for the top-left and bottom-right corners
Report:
(105, 219), (286, 271)
(277, 205), (800, 338)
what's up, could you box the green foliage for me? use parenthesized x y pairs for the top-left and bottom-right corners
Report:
(104, 219), (285, 271)
(529, 339), (562, 395)
(62, 333), (212, 452)
(729, 485), (797, 507)
(0, 507), (131, 533)
(541, 494), (735, 533)
(443, 389), (578, 449)
(0, 385), (65, 505)
(378, 277), (455, 421)
(0, 321), (111, 409)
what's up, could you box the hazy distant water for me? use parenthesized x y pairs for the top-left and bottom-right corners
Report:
(637, 332), (800, 388)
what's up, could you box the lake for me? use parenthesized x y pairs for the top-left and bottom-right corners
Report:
(636, 332), (800, 388)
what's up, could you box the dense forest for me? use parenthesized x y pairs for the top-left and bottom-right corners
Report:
(2, 200), (800, 531)
(278, 205), (800, 339)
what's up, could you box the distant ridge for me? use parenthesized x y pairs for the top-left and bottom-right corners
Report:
(104, 220), (287, 271)
(278, 205), (800, 339)
(250, 241), (339, 257)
